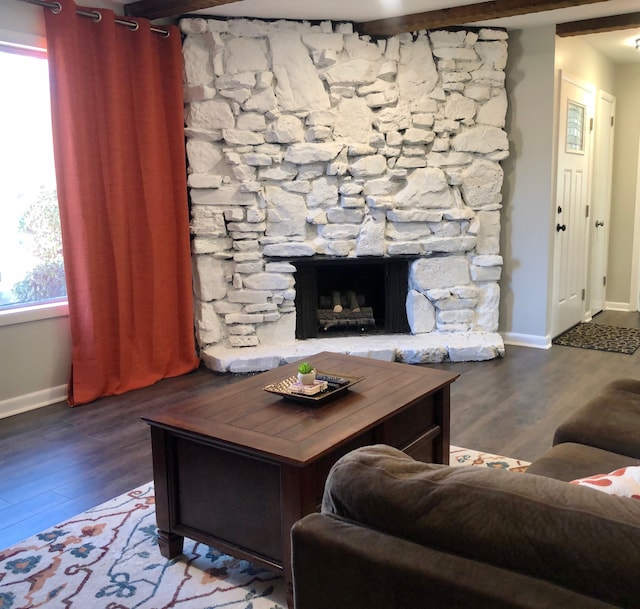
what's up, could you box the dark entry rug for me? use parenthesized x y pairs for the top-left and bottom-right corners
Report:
(552, 323), (640, 355)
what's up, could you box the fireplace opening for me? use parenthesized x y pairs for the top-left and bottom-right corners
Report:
(291, 257), (412, 340)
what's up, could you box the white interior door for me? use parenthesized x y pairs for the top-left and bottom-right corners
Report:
(589, 90), (615, 317)
(551, 71), (595, 338)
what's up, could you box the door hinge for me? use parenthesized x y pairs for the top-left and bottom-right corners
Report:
(586, 205), (589, 218)
(603, 276), (607, 287)
(581, 288), (586, 301)
(611, 115), (615, 127)
(589, 117), (594, 132)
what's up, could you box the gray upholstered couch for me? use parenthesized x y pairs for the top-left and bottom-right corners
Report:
(291, 379), (640, 609)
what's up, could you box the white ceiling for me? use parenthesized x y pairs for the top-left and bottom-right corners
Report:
(579, 29), (639, 64)
(181, 0), (640, 64)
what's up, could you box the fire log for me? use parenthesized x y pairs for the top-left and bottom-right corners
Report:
(332, 290), (343, 313)
(347, 290), (360, 313)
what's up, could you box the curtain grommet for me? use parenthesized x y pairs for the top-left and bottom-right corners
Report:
(51, 1), (62, 14)
(91, 10), (102, 23)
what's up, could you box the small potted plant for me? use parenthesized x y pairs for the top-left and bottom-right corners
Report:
(297, 361), (316, 385)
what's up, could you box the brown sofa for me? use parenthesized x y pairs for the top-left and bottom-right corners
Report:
(291, 379), (640, 609)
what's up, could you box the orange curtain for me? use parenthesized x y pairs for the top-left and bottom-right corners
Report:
(44, 0), (199, 405)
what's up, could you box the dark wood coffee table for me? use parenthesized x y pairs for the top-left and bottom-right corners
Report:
(143, 352), (458, 606)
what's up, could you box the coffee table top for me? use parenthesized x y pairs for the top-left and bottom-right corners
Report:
(143, 352), (458, 466)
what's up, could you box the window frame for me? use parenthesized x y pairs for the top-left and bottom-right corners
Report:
(0, 301), (68, 328)
(0, 40), (69, 327)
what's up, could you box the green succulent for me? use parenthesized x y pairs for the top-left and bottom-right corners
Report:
(298, 362), (314, 374)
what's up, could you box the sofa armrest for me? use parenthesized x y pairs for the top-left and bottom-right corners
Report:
(553, 379), (640, 459)
(292, 513), (620, 609)
(321, 444), (640, 608)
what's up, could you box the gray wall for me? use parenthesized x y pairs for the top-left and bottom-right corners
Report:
(608, 64), (640, 306)
(555, 35), (615, 93)
(0, 312), (71, 413)
(500, 25), (556, 344)
(0, 0), (46, 48)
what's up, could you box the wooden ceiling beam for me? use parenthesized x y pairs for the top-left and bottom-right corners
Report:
(124, 0), (243, 20)
(357, 0), (611, 36)
(122, 0), (638, 36)
(556, 12), (640, 36)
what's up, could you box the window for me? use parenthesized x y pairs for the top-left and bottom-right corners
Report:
(0, 45), (67, 313)
(566, 99), (586, 154)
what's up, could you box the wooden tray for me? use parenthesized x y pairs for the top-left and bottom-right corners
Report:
(263, 371), (365, 406)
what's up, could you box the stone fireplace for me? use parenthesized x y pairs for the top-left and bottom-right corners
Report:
(181, 17), (507, 373)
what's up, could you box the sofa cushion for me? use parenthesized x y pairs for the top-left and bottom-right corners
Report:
(526, 441), (640, 482)
(553, 378), (640, 458)
(571, 465), (640, 499)
(322, 444), (640, 608)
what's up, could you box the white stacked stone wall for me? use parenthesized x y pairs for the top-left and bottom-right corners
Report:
(180, 17), (508, 371)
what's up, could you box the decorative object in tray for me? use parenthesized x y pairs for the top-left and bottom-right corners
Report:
(297, 361), (317, 386)
(264, 371), (365, 405)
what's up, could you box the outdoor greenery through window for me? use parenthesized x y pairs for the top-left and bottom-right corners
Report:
(0, 45), (66, 310)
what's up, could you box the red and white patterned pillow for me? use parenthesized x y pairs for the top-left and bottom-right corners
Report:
(571, 466), (640, 499)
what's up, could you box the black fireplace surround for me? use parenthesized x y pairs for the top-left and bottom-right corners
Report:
(290, 257), (412, 340)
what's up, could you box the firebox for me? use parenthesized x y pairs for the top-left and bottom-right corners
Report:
(291, 257), (412, 339)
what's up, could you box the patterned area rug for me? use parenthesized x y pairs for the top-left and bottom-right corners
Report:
(552, 322), (640, 355)
(0, 483), (285, 609)
(0, 447), (530, 609)
(450, 445), (530, 473)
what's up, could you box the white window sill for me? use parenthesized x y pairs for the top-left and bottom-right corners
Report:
(0, 301), (69, 327)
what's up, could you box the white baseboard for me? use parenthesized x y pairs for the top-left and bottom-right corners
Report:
(501, 332), (551, 349)
(0, 384), (67, 420)
(605, 301), (632, 312)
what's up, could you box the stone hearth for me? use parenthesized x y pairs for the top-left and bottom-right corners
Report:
(181, 17), (507, 373)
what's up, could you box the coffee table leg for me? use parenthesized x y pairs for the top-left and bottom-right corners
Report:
(158, 529), (184, 558)
(149, 427), (184, 559)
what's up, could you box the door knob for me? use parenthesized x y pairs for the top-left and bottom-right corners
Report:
(595, 220), (605, 227)
(556, 224), (567, 232)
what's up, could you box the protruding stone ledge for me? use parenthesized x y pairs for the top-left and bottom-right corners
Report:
(201, 331), (505, 373)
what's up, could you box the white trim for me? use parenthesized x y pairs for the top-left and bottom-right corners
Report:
(0, 301), (69, 327)
(604, 301), (631, 312)
(0, 384), (67, 420)
(0, 27), (46, 51)
(501, 332), (551, 349)
(631, 132), (640, 312)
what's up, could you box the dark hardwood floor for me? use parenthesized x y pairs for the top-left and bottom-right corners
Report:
(2, 310), (639, 550)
